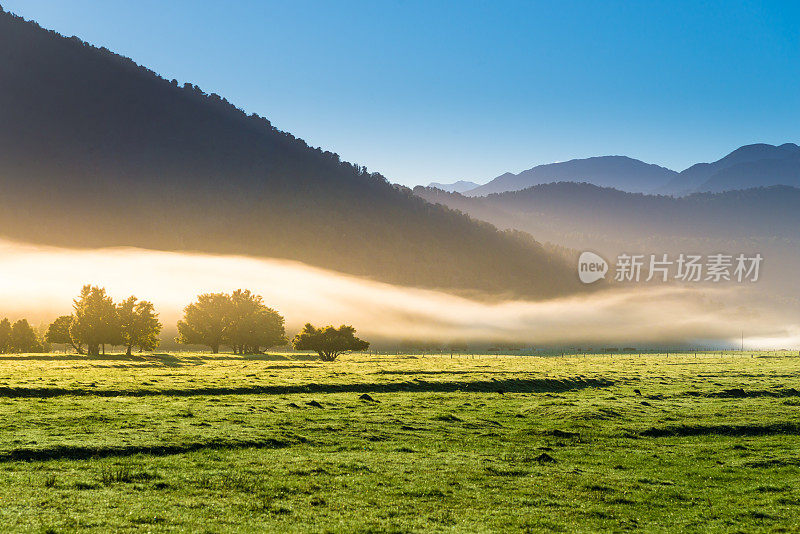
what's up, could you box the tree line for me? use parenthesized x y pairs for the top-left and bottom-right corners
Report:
(0, 318), (44, 353)
(25, 285), (368, 361)
(175, 289), (368, 359)
(45, 286), (161, 356)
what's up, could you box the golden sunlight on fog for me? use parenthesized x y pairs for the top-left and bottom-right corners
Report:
(0, 240), (797, 348)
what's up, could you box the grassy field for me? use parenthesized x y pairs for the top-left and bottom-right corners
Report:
(1, 351), (799, 533)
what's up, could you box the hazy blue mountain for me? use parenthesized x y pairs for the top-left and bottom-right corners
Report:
(415, 182), (800, 301)
(427, 180), (481, 193)
(461, 143), (800, 198)
(660, 143), (800, 194)
(418, 182), (800, 240)
(463, 156), (678, 196)
(0, 8), (582, 299)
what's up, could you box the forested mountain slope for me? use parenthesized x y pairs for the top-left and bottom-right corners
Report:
(0, 9), (580, 298)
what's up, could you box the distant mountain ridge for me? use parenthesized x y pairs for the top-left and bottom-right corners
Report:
(463, 156), (677, 196)
(414, 182), (800, 304)
(454, 143), (800, 197)
(417, 182), (800, 240)
(660, 143), (800, 194)
(427, 180), (480, 193)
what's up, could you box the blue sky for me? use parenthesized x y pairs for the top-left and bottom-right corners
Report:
(3, 0), (799, 186)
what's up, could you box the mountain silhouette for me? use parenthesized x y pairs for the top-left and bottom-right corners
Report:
(460, 144), (800, 197)
(463, 156), (677, 196)
(417, 182), (800, 241)
(660, 143), (800, 194)
(0, 9), (581, 299)
(427, 180), (481, 193)
(414, 183), (800, 302)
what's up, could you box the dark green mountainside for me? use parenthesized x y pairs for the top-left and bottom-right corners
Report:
(0, 9), (580, 298)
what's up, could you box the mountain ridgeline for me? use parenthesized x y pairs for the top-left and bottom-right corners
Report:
(0, 9), (581, 299)
(452, 143), (800, 197)
(464, 156), (678, 196)
(416, 182), (800, 243)
(415, 182), (800, 305)
(427, 180), (481, 193)
(659, 143), (800, 195)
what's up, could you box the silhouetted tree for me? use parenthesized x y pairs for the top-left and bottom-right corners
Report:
(70, 285), (120, 356)
(117, 297), (162, 356)
(10, 319), (42, 353)
(292, 324), (369, 361)
(0, 318), (12, 354)
(177, 291), (286, 354)
(227, 289), (286, 354)
(45, 315), (83, 353)
(176, 293), (233, 354)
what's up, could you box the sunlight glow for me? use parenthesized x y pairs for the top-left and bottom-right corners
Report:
(0, 239), (797, 348)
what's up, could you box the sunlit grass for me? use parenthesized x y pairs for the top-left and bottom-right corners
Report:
(0, 352), (799, 532)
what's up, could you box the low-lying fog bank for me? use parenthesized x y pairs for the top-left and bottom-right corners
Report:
(0, 240), (796, 349)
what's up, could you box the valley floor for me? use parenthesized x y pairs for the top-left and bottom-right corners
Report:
(0, 352), (798, 532)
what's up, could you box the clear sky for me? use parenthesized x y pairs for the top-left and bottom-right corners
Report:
(2, 0), (798, 186)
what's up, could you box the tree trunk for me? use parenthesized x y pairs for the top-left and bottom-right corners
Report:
(126, 345), (132, 356)
(318, 351), (339, 362)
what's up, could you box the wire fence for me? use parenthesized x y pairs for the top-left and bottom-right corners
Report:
(348, 349), (798, 359)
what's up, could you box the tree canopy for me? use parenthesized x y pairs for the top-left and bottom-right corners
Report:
(65, 285), (161, 357)
(117, 297), (162, 356)
(45, 315), (81, 353)
(11, 319), (42, 353)
(176, 293), (232, 354)
(177, 290), (286, 354)
(227, 290), (287, 354)
(0, 319), (11, 353)
(69, 285), (120, 356)
(0, 318), (44, 354)
(292, 324), (369, 361)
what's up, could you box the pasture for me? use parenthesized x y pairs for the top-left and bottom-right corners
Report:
(0, 351), (799, 532)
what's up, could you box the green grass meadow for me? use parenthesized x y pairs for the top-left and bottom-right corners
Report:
(1, 351), (799, 532)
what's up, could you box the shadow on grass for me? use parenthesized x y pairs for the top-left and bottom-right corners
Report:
(243, 354), (318, 361)
(0, 438), (294, 463)
(376, 370), (516, 375)
(0, 353), (317, 366)
(0, 377), (613, 399)
(699, 388), (800, 398)
(0, 354), (152, 361)
(640, 422), (800, 438)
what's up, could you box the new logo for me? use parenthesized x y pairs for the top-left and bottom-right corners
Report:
(578, 251), (608, 284)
